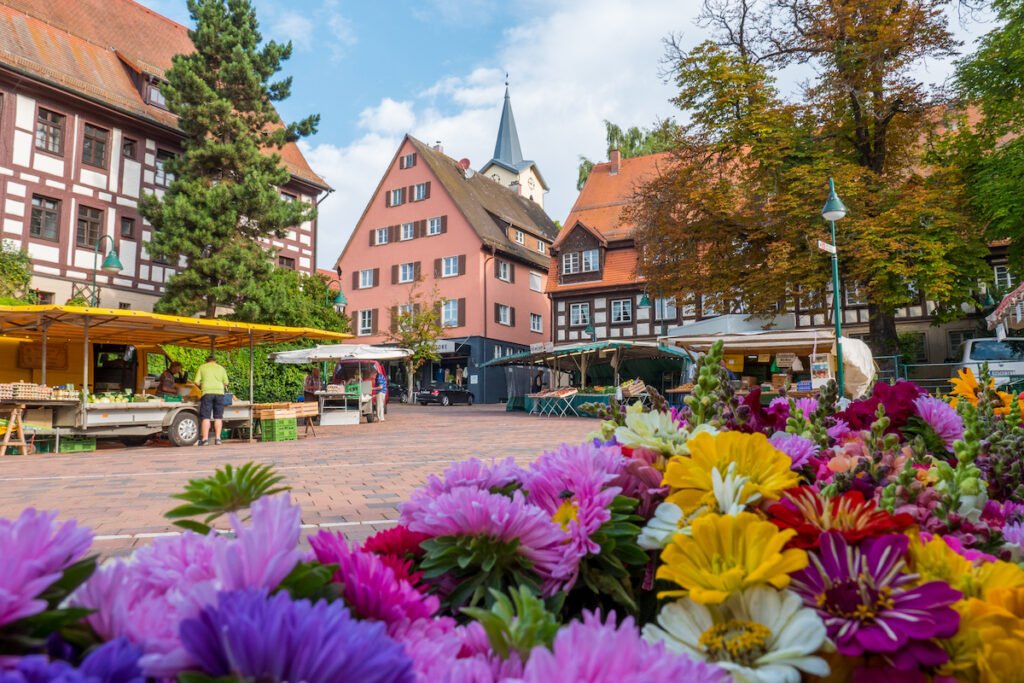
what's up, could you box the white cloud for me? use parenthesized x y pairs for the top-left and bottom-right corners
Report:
(272, 12), (315, 51)
(358, 98), (417, 134)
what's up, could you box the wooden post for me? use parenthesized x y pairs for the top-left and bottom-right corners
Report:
(580, 352), (589, 391)
(41, 322), (49, 386)
(80, 318), (89, 425)
(248, 331), (254, 443)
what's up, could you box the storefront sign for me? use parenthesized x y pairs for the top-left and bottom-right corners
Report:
(18, 342), (68, 370)
(469, 375), (478, 384)
(530, 342), (546, 353)
(775, 352), (797, 368)
(435, 340), (456, 354)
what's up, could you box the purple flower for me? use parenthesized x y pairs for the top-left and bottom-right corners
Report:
(400, 458), (526, 526)
(526, 442), (625, 587)
(0, 656), (86, 683)
(769, 433), (820, 469)
(0, 509), (92, 627)
(213, 493), (302, 591)
(791, 532), (961, 670)
(912, 395), (964, 452)
(509, 610), (729, 683)
(404, 621), (523, 682)
(307, 531), (442, 638)
(0, 639), (141, 683)
(827, 418), (851, 442)
(406, 487), (568, 590)
(179, 588), (414, 683)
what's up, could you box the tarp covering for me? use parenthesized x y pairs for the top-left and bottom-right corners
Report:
(271, 344), (412, 364)
(0, 305), (352, 349)
(482, 340), (688, 367)
(664, 313), (796, 337)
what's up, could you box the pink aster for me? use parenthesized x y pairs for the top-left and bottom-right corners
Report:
(0, 508), (92, 628)
(912, 395), (964, 452)
(214, 492), (302, 591)
(769, 433), (820, 469)
(308, 530), (440, 639)
(406, 487), (567, 591)
(510, 610), (729, 683)
(400, 457), (526, 526)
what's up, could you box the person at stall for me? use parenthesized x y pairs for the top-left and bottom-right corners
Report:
(194, 355), (228, 446)
(533, 371), (544, 393)
(157, 361), (185, 397)
(371, 368), (387, 422)
(304, 367), (321, 404)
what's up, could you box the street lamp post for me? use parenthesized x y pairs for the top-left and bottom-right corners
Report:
(324, 279), (347, 313)
(821, 178), (847, 396)
(638, 284), (666, 337)
(91, 235), (124, 306)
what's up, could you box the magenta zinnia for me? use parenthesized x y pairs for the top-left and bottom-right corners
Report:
(399, 457), (525, 526)
(912, 394), (965, 452)
(0, 508), (91, 627)
(790, 531), (961, 671)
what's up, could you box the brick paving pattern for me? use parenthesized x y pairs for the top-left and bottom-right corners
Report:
(0, 405), (596, 556)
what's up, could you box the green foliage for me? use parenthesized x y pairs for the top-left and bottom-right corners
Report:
(462, 586), (562, 661)
(274, 560), (342, 602)
(165, 462), (289, 533)
(572, 495), (646, 615)
(419, 535), (541, 611)
(228, 270), (349, 332)
(164, 342), (314, 404)
(685, 340), (726, 426)
(577, 120), (678, 189)
(0, 241), (35, 301)
(138, 0), (320, 318)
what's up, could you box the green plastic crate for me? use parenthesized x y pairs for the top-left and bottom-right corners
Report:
(59, 437), (96, 453)
(32, 438), (55, 454)
(261, 418), (297, 442)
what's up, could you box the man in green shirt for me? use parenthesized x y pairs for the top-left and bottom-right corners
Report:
(194, 355), (229, 446)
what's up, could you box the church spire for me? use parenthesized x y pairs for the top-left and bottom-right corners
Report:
(492, 81), (524, 167)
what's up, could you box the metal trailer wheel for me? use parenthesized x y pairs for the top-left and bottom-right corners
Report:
(168, 411), (200, 447)
(440, 394), (451, 406)
(467, 394), (474, 406)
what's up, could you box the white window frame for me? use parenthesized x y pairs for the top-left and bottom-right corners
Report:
(375, 227), (388, 245)
(654, 297), (676, 321)
(611, 299), (632, 324)
(442, 256), (459, 278)
(515, 230), (524, 244)
(358, 310), (373, 336)
(995, 265), (1015, 290)
(401, 222), (414, 240)
(845, 283), (867, 307)
(949, 329), (974, 357)
(569, 302), (590, 327)
(399, 263), (415, 283)
(581, 249), (599, 273)
(442, 299), (458, 327)
(493, 344), (501, 359)
(400, 153), (415, 168)
(497, 304), (511, 326)
(701, 294), (718, 317)
(359, 269), (374, 289)
(529, 271), (543, 292)
(537, 240), (545, 254)
(427, 217), (441, 235)
(530, 313), (543, 333)
(389, 189), (403, 206)
(562, 252), (580, 275)
(414, 183), (427, 201)
(497, 260), (511, 282)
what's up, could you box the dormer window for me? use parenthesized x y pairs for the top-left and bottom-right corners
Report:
(562, 252), (580, 274)
(147, 82), (167, 108)
(514, 230), (524, 244)
(581, 249), (599, 272)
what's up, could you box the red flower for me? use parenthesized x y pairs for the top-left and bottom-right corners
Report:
(767, 486), (914, 549)
(362, 525), (430, 558)
(376, 552), (426, 590)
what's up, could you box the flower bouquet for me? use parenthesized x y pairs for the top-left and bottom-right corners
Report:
(3, 343), (1024, 682)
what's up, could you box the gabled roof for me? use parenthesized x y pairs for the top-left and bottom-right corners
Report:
(0, 0), (328, 191)
(409, 136), (558, 269)
(553, 151), (673, 248)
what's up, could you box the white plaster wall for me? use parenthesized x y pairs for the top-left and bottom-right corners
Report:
(12, 131), (32, 166)
(33, 154), (64, 177)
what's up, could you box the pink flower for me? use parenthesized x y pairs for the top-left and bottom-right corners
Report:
(214, 493), (302, 591)
(912, 395), (964, 452)
(769, 433), (820, 469)
(400, 458), (525, 526)
(0, 509), (91, 627)
(918, 531), (997, 563)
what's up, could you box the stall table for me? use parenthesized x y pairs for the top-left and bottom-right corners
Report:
(1, 399), (81, 455)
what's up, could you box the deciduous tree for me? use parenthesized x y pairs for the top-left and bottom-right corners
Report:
(577, 120), (678, 189)
(385, 280), (446, 402)
(138, 0), (319, 318)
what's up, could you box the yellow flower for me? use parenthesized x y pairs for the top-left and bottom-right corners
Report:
(656, 512), (808, 604)
(552, 499), (579, 532)
(948, 367), (1022, 418)
(663, 431), (799, 516)
(905, 533), (1024, 599)
(937, 598), (1024, 682)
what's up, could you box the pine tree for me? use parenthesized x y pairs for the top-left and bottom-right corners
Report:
(138, 0), (319, 318)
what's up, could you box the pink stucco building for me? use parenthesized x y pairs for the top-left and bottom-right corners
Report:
(334, 126), (558, 402)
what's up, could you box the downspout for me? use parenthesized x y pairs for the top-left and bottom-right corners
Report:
(482, 244), (497, 403)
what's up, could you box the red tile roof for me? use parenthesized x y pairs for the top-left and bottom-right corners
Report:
(0, 0), (328, 190)
(545, 247), (640, 293)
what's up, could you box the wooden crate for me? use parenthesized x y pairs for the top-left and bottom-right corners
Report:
(289, 402), (319, 417)
(254, 408), (296, 420)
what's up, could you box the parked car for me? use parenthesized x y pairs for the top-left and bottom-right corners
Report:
(388, 381), (408, 404)
(956, 337), (1024, 386)
(416, 382), (475, 406)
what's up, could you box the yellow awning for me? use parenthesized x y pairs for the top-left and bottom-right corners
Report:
(0, 305), (352, 350)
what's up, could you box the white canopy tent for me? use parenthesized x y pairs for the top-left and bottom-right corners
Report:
(271, 344), (412, 364)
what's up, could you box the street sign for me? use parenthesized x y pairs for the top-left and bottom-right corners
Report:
(817, 240), (836, 255)
(435, 340), (456, 353)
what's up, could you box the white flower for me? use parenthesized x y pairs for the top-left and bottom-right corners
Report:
(711, 462), (762, 515)
(642, 586), (829, 683)
(637, 502), (686, 550)
(613, 405), (690, 455)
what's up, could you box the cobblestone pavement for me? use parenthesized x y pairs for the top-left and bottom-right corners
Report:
(0, 404), (596, 556)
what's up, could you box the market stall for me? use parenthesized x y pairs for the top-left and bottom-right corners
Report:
(0, 305), (351, 450)
(271, 344), (412, 425)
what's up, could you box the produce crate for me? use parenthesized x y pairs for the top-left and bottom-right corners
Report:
(290, 402), (319, 418)
(261, 417), (297, 442)
(32, 438), (55, 454)
(254, 408), (296, 420)
(59, 436), (96, 453)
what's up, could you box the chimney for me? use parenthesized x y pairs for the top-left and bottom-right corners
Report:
(610, 149), (621, 175)
(433, 140), (444, 153)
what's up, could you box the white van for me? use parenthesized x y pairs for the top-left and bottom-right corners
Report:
(957, 338), (1024, 386)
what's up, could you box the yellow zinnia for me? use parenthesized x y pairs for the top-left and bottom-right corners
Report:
(656, 512), (808, 604)
(937, 598), (1024, 682)
(905, 533), (1024, 599)
(663, 431), (799, 516)
(948, 367), (1022, 418)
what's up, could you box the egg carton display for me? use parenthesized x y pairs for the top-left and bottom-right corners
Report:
(9, 382), (53, 400)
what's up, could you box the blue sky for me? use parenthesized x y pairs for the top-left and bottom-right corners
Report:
(137, 0), (992, 269)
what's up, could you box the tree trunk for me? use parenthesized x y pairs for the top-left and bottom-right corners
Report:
(205, 297), (217, 319)
(406, 360), (415, 404)
(867, 304), (899, 356)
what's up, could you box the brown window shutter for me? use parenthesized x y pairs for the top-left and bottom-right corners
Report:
(510, 307), (516, 327)
(385, 191), (391, 208)
(414, 303), (421, 315)
(406, 186), (413, 202)
(434, 258), (442, 278)
(391, 264), (399, 284)
(352, 270), (359, 291)
(389, 225), (398, 242)
(440, 215), (447, 234)
(410, 153), (417, 167)
(369, 229), (375, 246)
(371, 309), (378, 334)
(509, 263), (515, 283)
(372, 268), (379, 286)
(458, 254), (466, 275)
(494, 259), (500, 278)
(424, 181), (431, 199)
(458, 298), (466, 327)
(390, 306), (398, 333)
(494, 302), (500, 323)
(418, 219), (427, 237)
(414, 261), (421, 280)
